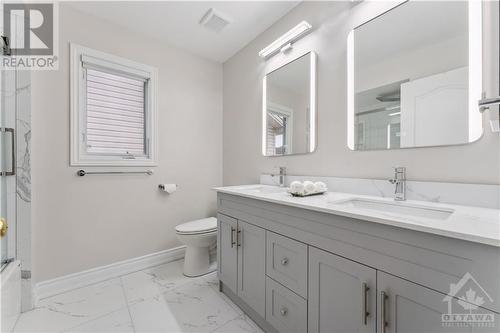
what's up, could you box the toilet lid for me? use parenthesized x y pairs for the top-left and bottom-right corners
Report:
(175, 217), (217, 234)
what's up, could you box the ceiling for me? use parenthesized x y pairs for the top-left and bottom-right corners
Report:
(67, 1), (300, 63)
(354, 1), (468, 68)
(268, 53), (310, 94)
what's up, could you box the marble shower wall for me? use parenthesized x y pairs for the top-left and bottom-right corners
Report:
(16, 70), (32, 311)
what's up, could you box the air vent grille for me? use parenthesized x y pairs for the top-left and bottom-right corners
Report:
(200, 8), (231, 33)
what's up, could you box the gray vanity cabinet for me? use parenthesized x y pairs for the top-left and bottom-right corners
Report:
(217, 193), (500, 333)
(237, 220), (266, 317)
(217, 214), (238, 292)
(377, 271), (459, 333)
(217, 214), (266, 318)
(377, 272), (498, 333)
(308, 247), (377, 333)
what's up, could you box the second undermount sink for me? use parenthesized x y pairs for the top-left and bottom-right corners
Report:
(231, 185), (286, 194)
(331, 198), (455, 220)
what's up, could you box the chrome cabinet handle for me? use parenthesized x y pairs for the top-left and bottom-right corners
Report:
(381, 291), (388, 333)
(281, 258), (289, 266)
(362, 282), (370, 325)
(230, 227), (236, 248)
(237, 228), (242, 247)
(280, 307), (288, 316)
(0, 128), (15, 176)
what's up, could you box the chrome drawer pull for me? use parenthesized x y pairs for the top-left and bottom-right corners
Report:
(381, 291), (388, 333)
(280, 307), (288, 316)
(230, 227), (236, 248)
(362, 282), (370, 325)
(281, 258), (289, 265)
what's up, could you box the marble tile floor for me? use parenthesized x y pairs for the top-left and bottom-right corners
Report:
(13, 260), (264, 333)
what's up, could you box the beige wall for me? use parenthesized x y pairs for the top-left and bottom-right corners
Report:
(31, 4), (222, 282)
(223, 1), (500, 186)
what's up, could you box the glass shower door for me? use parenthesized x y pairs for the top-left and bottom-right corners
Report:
(0, 67), (16, 270)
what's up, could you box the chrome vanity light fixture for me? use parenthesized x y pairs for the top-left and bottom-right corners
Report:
(258, 21), (312, 59)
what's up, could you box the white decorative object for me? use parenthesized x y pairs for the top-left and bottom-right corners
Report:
(287, 180), (327, 197)
(303, 181), (316, 194)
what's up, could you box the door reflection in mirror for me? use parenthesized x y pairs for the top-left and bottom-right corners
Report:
(348, 1), (483, 150)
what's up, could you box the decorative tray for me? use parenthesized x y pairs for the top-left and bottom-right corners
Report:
(288, 190), (327, 198)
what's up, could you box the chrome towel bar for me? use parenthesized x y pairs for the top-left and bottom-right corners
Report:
(478, 96), (500, 112)
(76, 169), (153, 177)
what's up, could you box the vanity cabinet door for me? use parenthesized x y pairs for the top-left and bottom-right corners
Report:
(237, 220), (266, 318)
(308, 247), (376, 333)
(377, 272), (498, 333)
(217, 214), (238, 292)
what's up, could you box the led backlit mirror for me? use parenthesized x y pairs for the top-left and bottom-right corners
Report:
(347, 1), (482, 150)
(263, 52), (317, 156)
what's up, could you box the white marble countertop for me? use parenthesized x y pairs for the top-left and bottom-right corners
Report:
(214, 184), (500, 247)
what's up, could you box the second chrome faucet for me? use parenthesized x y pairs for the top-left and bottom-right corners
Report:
(389, 167), (406, 201)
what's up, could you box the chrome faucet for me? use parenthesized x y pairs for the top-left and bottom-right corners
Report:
(278, 167), (287, 187)
(388, 167), (406, 201)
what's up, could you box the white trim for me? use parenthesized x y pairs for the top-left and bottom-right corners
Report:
(262, 76), (268, 156)
(33, 246), (185, 303)
(309, 51), (317, 152)
(467, 0), (483, 142)
(70, 43), (158, 167)
(347, 30), (355, 150)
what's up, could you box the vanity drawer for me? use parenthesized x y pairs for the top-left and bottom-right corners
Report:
(266, 277), (307, 333)
(266, 231), (308, 298)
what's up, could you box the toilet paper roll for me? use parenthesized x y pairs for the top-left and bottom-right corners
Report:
(159, 184), (178, 194)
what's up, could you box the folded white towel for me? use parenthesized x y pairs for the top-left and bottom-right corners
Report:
(303, 181), (317, 194)
(290, 181), (305, 195)
(314, 181), (327, 192)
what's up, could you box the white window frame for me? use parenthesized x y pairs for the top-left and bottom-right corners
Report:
(267, 102), (294, 154)
(70, 43), (158, 166)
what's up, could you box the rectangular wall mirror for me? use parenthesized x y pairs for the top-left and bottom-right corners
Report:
(348, 1), (482, 151)
(263, 51), (316, 156)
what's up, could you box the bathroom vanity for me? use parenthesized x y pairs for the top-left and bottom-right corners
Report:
(215, 185), (500, 333)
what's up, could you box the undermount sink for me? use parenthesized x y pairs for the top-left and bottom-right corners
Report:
(231, 185), (286, 194)
(331, 198), (455, 220)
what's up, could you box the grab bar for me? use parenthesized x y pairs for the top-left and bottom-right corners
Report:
(0, 127), (15, 176)
(76, 169), (153, 177)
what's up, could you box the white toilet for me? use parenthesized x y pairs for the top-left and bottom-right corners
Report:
(175, 217), (217, 277)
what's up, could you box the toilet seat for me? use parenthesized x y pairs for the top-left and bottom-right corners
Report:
(175, 217), (217, 235)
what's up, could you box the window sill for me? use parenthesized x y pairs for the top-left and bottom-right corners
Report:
(70, 158), (158, 167)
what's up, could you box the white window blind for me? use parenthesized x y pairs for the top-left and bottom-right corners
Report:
(71, 44), (157, 166)
(84, 67), (147, 157)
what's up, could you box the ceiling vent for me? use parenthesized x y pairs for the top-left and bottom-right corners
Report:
(199, 8), (231, 33)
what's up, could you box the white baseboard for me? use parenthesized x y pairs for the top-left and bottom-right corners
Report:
(34, 246), (186, 303)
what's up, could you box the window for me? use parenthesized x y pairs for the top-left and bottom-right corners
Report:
(70, 44), (158, 166)
(265, 102), (293, 156)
